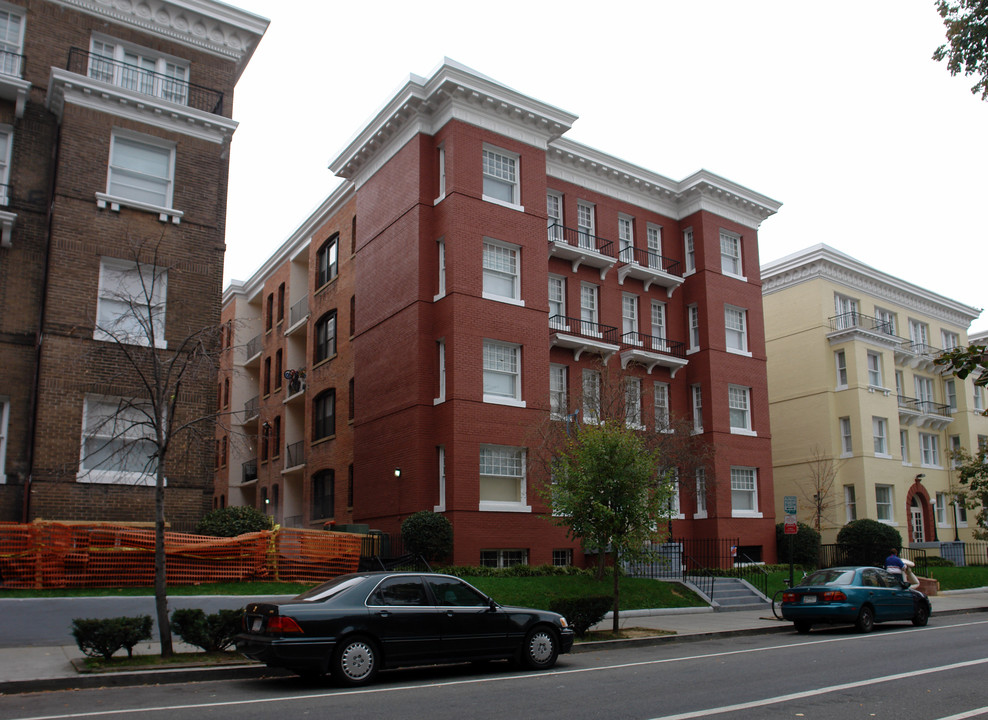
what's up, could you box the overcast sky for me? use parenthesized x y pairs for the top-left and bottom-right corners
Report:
(222, 0), (988, 333)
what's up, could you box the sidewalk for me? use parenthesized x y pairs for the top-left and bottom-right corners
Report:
(3, 589), (987, 695)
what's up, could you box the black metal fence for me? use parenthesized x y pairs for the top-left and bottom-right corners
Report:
(937, 541), (988, 567)
(622, 538), (768, 599)
(818, 544), (929, 576)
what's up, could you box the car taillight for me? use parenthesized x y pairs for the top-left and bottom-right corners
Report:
(782, 592), (798, 603)
(821, 590), (847, 602)
(266, 616), (304, 635)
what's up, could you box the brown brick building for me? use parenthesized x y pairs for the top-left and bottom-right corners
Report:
(0, 0), (266, 525)
(215, 61), (783, 567)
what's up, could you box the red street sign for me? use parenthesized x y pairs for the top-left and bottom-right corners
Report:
(784, 516), (798, 534)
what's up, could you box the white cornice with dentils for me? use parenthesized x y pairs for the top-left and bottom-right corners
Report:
(46, 0), (268, 80)
(761, 243), (983, 329)
(329, 58), (578, 188)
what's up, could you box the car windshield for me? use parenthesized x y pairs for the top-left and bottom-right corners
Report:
(802, 569), (855, 586)
(293, 574), (368, 602)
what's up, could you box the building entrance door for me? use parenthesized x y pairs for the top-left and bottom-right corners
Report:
(910, 502), (924, 543)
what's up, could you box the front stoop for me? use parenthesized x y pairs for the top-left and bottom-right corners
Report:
(710, 577), (770, 612)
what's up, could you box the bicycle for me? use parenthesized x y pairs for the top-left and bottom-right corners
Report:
(771, 579), (792, 620)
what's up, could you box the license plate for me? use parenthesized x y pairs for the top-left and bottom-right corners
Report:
(802, 596), (817, 604)
(251, 618), (263, 632)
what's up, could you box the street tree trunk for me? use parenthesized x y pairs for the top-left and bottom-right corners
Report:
(612, 553), (620, 633)
(154, 466), (172, 656)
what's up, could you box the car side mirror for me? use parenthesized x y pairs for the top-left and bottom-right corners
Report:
(488, 598), (498, 612)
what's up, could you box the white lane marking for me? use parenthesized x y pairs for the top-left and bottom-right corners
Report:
(8, 619), (988, 720)
(935, 709), (988, 720)
(646, 657), (988, 720)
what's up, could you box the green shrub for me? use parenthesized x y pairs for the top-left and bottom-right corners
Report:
(401, 511), (453, 562)
(775, 522), (821, 565)
(836, 519), (903, 566)
(925, 556), (955, 567)
(71, 615), (153, 661)
(170, 608), (243, 652)
(196, 506), (272, 537)
(549, 596), (612, 637)
(436, 564), (594, 578)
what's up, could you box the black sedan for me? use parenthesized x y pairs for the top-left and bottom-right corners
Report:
(236, 571), (575, 685)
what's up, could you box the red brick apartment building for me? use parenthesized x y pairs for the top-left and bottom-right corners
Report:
(0, 0), (266, 525)
(215, 60), (782, 566)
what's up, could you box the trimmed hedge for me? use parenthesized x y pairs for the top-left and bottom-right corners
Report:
(71, 615), (152, 660)
(196, 506), (272, 537)
(549, 596), (612, 637)
(400, 511), (454, 562)
(435, 564), (596, 578)
(170, 608), (243, 652)
(776, 522), (821, 565)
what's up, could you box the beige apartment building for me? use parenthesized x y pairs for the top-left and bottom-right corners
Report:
(763, 244), (986, 551)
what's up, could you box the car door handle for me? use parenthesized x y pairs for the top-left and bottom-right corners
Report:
(378, 610), (391, 618)
(445, 610), (455, 617)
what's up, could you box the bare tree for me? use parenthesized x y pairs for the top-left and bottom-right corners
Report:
(80, 235), (231, 656)
(794, 448), (843, 531)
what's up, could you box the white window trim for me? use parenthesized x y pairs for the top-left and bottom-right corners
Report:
(548, 274), (568, 330)
(481, 144), (523, 212)
(835, 350), (848, 390)
(844, 485), (857, 523)
(549, 364), (568, 420)
(100, 129), (180, 223)
(954, 501), (969, 528)
(433, 237), (446, 301)
(0, 395), (8, 482)
(839, 417), (853, 457)
(482, 339), (525, 408)
(654, 381), (671, 433)
(583, 369), (601, 425)
(935, 492), (949, 527)
(725, 304), (750, 356)
(683, 228), (696, 275)
(94, 256), (167, 348)
(691, 384), (703, 433)
(434, 338), (446, 405)
(693, 468), (707, 519)
(729, 384), (756, 436)
(687, 304), (700, 354)
(719, 230), (746, 281)
(900, 429), (911, 466)
(481, 237), (524, 307)
(478, 445), (531, 513)
(730, 466), (762, 518)
(434, 145), (446, 205)
(872, 416), (891, 458)
(875, 484), (895, 524)
(433, 445), (446, 512)
(89, 33), (190, 104)
(625, 377), (644, 430)
(919, 432), (942, 469)
(78, 394), (161, 486)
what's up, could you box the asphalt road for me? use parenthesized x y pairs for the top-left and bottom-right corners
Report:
(1, 615), (986, 719)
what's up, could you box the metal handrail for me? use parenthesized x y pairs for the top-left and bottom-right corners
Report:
(617, 245), (682, 276)
(548, 315), (620, 343)
(547, 223), (615, 257)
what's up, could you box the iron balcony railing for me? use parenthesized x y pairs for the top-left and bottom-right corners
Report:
(67, 48), (224, 114)
(286, 440), (305, 468)
(547, 223), (615, 257)
(549, 315), (620, 344)
(897, 395), (952, 417)
(243, 395), (259, 421)
(617, 245), (682, 276)
(289, 296), (309, 326)
(620, 331), (687, 358)
(829, 312), (896, 336)
(242, 459), (257, 483)
(245, 334), (262, 360)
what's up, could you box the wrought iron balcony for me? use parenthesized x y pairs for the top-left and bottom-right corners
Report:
(550, 314), (621, 362)
(619, 332), (688, 376)
(547, 223), (617, 278)
(242, 459), (257, 484)
(616, 246), (684, 296)
(285, 440), (305, 470)
(287, 296), (309, 335)
(243, 395), (259, 423)
(829, 312), (897, 338)
(66, 48), (224, 114)
(244, 334), (262, 366)
(897, 394), (953, 430)
(895, 340), (944, 373)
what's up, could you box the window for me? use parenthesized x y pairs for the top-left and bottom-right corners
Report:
(315, 310), (337, 363)
(480, 549), (528, 568)
(909, 319), (930, 349)
(625, 377), (642, 429)
(646, 224), (662, 269)
(955, 500), (968, 527)
(265, 293), (273, 331)
(312, 469), (334, 520)
(900, 430), (910, 464)
(839, 417), (853, 456)
(260, 420), (269, 462)
(349, 295), (356, 338)
(668, 472), (683, 518)
(950, 435), (962, 468)
(274, 350), (282, 391)
(719, 231), (742, 277)
(729, 385), (753, 434)
(0, 126), (11, 207)
(435, 446), (446, 512)
(552, 549), (573, 567)
(277, 284), (285, 324)
(482, 239), (521, 303)
(650, 300), (667, 351)
(872, 416), (889, 456)
(915, 376), (935, 404)
(547, 191), (563, 241)
(580, 283), (599, 335)
(479, 445), (529, 511)
(313, 389), (336, 441)
(106, 132), (175, 209)
(483, 340), (523, 406)
(867, 352), (883, 387)
(654, 382), (670, 431)
(936, 492), (948, 526)
(919, 432), (940, 467)
(692, 384), (703, 433)
(730, 467), (759, 516)
(548, 275), (566, 328)
(617, 215), (634, 262)
(895, 370), (904, 398)
(688, 304), (700, 352)
(694, 468), (707, 518)
(875, 307), (896, 335)
(875, 485), (893, 522)
(974, 384), (985, 412)
(622, 294), (640, 344)
(946, 379), (957, 412)
(435, 238), (446, 300)
(79, 395), (157, 484)
(834, 294), (859, 329)
(583, 369), (601, 424)
(263, 356), (271, 396)
(95, 257), (167, 348)
(683, 229), (695, 273)
(577, 201), (595, 249)
(89, 36), (189, 104)
(435, 339), (446, 404)
(725, 306), (748, 354)
(436, 145), (446, 202)
(835, 350), (848, 388)
(348, 378), (354, 421)
(271, 416), (281, 459)
(0, 8), (24, 76)
(482, 146), (519, 206)
(844, 485), (857, 523)
(550, 364), (567, 419)
(941, 330), (960, 350)
(0, 396), (9, 480)
(317, 234), (339, 288)
(223, 378), (229, 409)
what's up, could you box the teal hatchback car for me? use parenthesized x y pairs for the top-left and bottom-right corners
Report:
(781, 566), (931, 634)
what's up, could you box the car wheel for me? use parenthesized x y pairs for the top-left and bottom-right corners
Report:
(855, 605), (875, 633)
(521, 626), (559, 670)
(331, 635), (379, 686)
(912, 603), (930, 627)
(794, 620), (812, 634)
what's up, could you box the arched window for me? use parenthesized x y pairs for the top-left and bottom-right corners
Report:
(312, 469), (335, 520)
(313, 389), (336, 440)
(315, 310), (337, 363)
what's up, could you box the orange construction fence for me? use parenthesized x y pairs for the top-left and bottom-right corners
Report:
(0, 522), (361, 589)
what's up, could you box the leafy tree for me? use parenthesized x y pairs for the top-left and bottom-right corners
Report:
(934, 343), (988, 414)
(196, 506), (272, 537)
(933, 1), (988, 100)
(837, 519), (902, 566)
(950, 444), (988, 539)
(401, 510), (454, 561)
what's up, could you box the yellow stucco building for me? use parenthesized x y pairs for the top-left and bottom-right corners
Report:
(762, 245), (985, 552)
